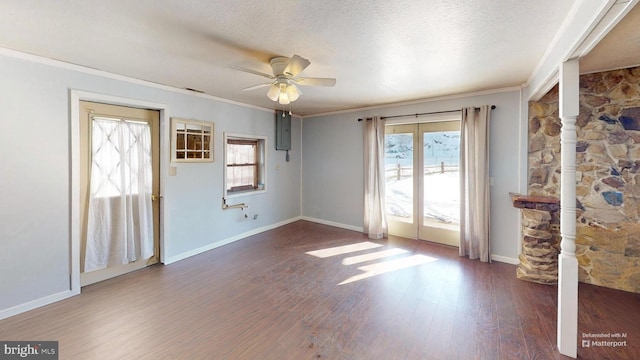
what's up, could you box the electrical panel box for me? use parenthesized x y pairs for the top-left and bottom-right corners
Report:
(275, 111), (291, 150)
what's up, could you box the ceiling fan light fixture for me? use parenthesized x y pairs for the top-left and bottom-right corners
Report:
(278, 91), (290, 105)
(285, 84), (301, 102)
(269, 82), (297, 104)
(267, 84), (280, 101)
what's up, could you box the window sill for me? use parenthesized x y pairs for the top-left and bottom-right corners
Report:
(225, 189), (266, 199)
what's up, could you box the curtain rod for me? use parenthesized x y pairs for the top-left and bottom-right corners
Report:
(357, 105), (496, 121)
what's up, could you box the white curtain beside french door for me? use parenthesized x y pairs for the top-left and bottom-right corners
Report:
(459, 106), (491, 262)
(84, 117), (154, 272)
(364, 116), (388, 239)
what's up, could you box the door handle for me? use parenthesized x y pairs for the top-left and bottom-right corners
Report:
(151, 194), (163, 202)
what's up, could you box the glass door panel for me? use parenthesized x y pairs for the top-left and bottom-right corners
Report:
(418, 121), (460, 246)
(385, 124), (417, 239)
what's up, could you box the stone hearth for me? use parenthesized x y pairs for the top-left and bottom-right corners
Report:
(510, 193), (560, 285)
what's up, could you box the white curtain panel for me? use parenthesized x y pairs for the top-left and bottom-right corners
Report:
(85, 118), (154, 272)
(459, 106), (491, 262)
(363, 116), (388, 239)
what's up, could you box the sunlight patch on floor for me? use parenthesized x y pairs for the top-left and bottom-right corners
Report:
(307, 241), (439, 285)
(306, 241), (383, 258)
(342, 248), (409, 265)
(338, 254), (438, 285)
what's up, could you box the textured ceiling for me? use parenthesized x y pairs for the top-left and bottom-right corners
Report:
(581, 3), (640, 74)
(1, 0), (632, 116)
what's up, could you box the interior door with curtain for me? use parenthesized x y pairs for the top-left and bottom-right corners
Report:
(79, 101), (160, 286)
(85, 117), (154, 271)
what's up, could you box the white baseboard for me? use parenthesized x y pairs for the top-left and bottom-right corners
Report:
(163, 216), (303, 265)
(491, 254), (519, 265)
(300, 216), (363, 232)
(0, 289), (79, 321)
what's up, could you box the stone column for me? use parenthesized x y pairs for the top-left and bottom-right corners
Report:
(510, 193), (560, 284)
(518, 209), (558, 284)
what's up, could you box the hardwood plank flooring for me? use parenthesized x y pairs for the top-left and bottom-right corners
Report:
(1, 220), (639, 359)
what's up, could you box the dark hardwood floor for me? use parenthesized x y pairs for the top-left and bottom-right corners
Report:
(1, 220), (638, 359)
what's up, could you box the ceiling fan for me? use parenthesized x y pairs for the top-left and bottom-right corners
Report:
(235, 55), (336, 105)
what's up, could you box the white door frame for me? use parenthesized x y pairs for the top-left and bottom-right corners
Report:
(70, 90), (170, 294)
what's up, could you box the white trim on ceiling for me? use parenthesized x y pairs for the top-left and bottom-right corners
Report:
(0, 46), (275, 114)
(303, 85), (523, 119)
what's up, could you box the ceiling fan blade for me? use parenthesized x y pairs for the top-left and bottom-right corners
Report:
(233, 65), (274, 79)
(295, 77), (336, 87)
(242, 83), (272, 91)
(284, 55), (310, 77)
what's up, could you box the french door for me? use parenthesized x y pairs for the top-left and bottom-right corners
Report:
(384, 121), (461, 246)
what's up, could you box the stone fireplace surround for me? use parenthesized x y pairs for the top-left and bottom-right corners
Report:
(510, 193), (561, 285)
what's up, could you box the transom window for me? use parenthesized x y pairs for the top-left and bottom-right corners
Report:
(224, 133), (266, 196)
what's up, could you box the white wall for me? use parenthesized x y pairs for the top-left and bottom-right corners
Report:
(0, 52), (301, 316)
(301, 89), (527, 262)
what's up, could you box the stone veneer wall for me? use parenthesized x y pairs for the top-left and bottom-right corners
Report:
(528, 66), (640, 293)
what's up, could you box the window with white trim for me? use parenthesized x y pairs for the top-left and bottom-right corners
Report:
(224, 133), (266, 196)
(171, 118), (214, 162)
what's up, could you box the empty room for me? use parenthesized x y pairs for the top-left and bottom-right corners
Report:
(1, 1), (639, 359)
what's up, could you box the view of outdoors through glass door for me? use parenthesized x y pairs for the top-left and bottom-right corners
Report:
(385, 121), (461, 246)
